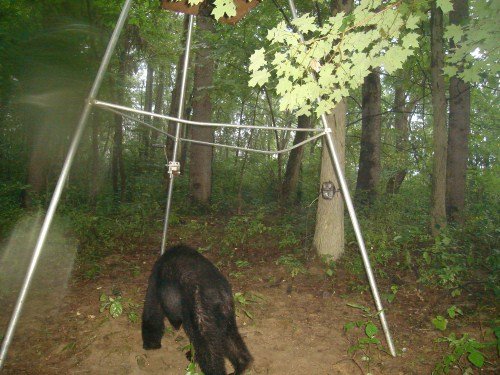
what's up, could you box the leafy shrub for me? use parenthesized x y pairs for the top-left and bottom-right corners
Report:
(276, 254), (307, 277)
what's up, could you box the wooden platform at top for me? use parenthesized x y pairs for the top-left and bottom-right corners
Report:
(160, 0), (260, 25)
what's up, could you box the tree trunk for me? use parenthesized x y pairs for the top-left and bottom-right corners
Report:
(355, 68), (382, 205)
(150, 66), (166, 144)
(430, 1), (447, 236)
(234, 100), (245, 165)
(386, 83), (411, 194)
(264, 87), (286, 200)
(142, 63), (154, 160)
(89, 112), (100, 207)
(112, 112), (126, 201)
(111, 38), (130, 202)
(166, 15), (190, 160)
(180, 88), (194, 169)
(313, 100), (346, 260)
(237, 129), (255, 214)
(313, 0), (353, 259)
(188, 14), (215, 205)
(446, 0), (470, 224)
(281, 115), (311, 204)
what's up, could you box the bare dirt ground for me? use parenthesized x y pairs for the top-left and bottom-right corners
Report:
(1, 225), (498, 374)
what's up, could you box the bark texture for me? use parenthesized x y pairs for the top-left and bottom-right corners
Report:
(89, 112), (100, 207)
(313, 100), (346, 260)
(166, 15), (190, 159)
(430, 1), (447, 235)
(142, 63), (154, 159)
(386, 84), (411, 194)
(313, 0), (353, 259)
(111, 37), (130, 202)
(446, 0), (470, 224)
(281, 115), (311, 204)
(188, 15), (215, 205)
(356, 69), (382, 205)
(151, 66), (166, 144)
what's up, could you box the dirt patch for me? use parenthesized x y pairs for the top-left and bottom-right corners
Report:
(1, 231), (498, 374)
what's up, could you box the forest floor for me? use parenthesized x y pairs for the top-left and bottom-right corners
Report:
(0, 216), (498, 375)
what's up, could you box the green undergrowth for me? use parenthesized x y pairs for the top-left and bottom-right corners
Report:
(60, 198), (164, 279)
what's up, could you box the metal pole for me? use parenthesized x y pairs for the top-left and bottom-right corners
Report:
(0, 0), (134, 368)
(287, 0), (396, 357)
(323, 128), (396, 357)
(160, 15), (195, 255)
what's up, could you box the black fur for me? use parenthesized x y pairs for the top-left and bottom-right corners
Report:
(142, 245), (253, 375)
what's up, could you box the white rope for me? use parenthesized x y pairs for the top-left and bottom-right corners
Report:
(93, 99), (323, 132)
(99, 105), (325, 156)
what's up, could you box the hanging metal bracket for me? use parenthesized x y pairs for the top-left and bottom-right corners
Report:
(167, 161), (181, 178)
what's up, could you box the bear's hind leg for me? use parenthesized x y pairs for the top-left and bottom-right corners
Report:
(160, 284), (183, 330)
(182, 307), (226, 375)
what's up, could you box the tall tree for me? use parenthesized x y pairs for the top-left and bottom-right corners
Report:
(166, 15), (190, 159)
(430, 1), (448, 236)
(355, 68), (382, 205)
(189, 12), (216, 205)
(281, 115), (311, 204)
(446, 0), (470, 224)
(314, 100), (347, 259)
(89, 112), (100, 207)
(111, 33), (133, 202)
(151, 66), (166, 144)
(313, 0), (353, 260)
(386, 80), (412, 194)
(141, 63), (154, 160)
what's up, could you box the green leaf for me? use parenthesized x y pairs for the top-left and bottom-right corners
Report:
(402, 33), (419, 49)
(344, 322), (356, 332)
(243, 309), (254, 319)
(365, 322), (378, 338)
(128, 311), (139, 323)
(211, 0), (237, 20)
(437, 0), (454, 14)
(432, 315), (448, 331)
(382, 46), (408, 74)
(467, 350), (484, 368)
(276, 78), (293, 96)
(444, 24), (464, 41)
(405, 14), (421, 30)
(346, 303), (371, 314)
(447, 305), (463, 319)
(385, 293), (396, 303)
(443, 65), (459, 77)
(248, 69), (270, 87)
(359, 337), (381, 345)
(249, 48), (266, 73)
(109, 301), (123, 318)
(292, 14), (317, 34)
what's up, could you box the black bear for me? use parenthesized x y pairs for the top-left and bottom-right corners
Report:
(142, 244), (253, 375)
